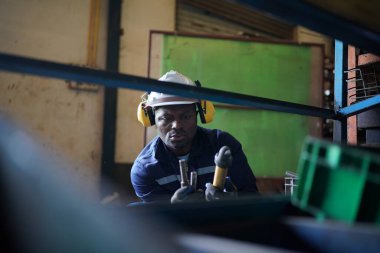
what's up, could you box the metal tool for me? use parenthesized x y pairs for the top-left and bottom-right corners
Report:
(213, 146), (232, 190)
(190, 171), (197, 190)
(179, 159), (189, 187)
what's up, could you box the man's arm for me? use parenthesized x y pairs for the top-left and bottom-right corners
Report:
(231, 145), (259, 193)
(130, 162), (172, 203)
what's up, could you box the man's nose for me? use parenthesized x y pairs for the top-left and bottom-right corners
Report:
(171, 119), (184, 129)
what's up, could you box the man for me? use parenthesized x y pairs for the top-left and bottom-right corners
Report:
(131, 70), (258, 203)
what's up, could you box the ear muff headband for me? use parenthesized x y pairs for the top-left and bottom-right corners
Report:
(196, 102), (206, 123)
(194, 80), (215, 124)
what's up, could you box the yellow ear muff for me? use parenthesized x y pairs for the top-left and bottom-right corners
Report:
(200, 100), (215, 123)
(137, 102), (154, 127)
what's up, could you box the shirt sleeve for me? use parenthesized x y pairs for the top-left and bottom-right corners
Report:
(130, 161), (172, 203)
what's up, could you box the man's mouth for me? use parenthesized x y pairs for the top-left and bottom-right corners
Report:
(169, 133), (186, 142)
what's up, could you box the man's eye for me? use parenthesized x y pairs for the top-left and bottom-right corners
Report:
(159, 116), (171, 121)
(183, 114), (193, 120)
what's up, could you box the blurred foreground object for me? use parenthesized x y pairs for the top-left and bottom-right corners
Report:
(2, 115), (379, 253)
(293, 136), (380, 224)
(0, 115), (183, 253)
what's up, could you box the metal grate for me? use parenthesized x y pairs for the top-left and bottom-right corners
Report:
(346, 64), (380, 104)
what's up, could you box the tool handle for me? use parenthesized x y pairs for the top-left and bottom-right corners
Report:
(213, 146), (232, 189)
(213, 166), (228, 190)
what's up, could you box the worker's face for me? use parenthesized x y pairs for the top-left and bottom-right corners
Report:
(154, 104), (197, 156)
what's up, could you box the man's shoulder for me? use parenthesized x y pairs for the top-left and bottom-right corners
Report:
(197, 127), (242, 154)
(199, 127), (237, 143)
(134, 136), (160, 167)
(197, 127), (221, 138)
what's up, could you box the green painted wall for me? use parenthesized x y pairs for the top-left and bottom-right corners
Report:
(161, 35), (315, 177)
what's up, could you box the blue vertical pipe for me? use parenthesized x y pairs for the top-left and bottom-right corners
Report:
(333, 40), (347, 143)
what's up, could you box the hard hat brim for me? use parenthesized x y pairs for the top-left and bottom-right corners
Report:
(146, 96), (199, 108)
(148, 100), (197, 108)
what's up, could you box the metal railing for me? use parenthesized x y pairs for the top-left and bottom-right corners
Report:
(284, 171), (298, 196)
(346, 65), (379, 104)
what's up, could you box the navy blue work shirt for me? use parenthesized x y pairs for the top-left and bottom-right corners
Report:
(131, 127), (258, 202)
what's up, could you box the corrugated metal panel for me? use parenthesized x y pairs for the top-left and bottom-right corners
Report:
(177, 4), (265, 37)
(176, 0), (295, 39)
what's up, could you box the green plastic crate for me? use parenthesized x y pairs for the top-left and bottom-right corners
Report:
(292, 137), (380, 224)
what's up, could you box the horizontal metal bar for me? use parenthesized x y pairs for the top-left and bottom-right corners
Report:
(235, 0), (380, 56)
(338, 95), (380, 117)
(0, 52), (337, 119)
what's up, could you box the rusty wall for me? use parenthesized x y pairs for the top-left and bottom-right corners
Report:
(0, 0), (108, 199)
(115, 0), (176, 163)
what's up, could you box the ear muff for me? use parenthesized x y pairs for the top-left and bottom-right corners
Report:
(197, 100), (215, 124)
(194, 80), (215, 124)
(137, 102), (155, 127)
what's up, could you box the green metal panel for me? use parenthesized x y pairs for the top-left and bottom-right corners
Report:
(293, 137), (380, 224)
(161, 35), (315, 177)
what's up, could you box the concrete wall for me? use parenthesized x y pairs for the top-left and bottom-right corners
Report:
(0, 0), (108, 199)
(116, 0), (175, 163)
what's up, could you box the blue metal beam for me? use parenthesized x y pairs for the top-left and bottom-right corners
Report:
(334, 40), (345, 111)
(234, 0), (380, 56)
(334, 41), (347, 111)
(338, 95), (380, 117)
(333, 40), (347, 143)
(0, 52), (337, 119)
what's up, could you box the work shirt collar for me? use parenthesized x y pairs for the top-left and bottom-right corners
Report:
(154, 127), (207, 165)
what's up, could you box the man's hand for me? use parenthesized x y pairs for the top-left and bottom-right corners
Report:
(170, 186), (204, 204)
(205, 177), (237, 201)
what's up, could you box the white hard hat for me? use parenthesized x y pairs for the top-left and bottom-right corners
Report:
(146, 70), (199, 107)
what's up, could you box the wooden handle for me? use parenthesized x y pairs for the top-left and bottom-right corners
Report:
(213, 166), (228, 190)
